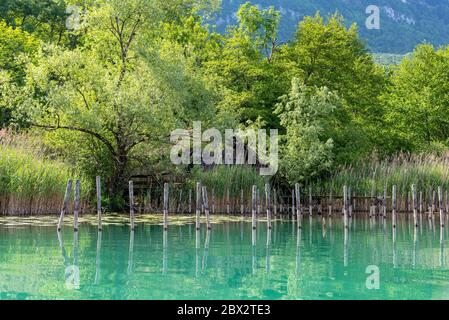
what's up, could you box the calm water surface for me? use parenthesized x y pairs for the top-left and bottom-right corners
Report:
(0, 214), (448, 300)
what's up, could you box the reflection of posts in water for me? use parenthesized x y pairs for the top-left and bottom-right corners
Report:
(266, 229), (271, 273)
(322, 217), (326, 239)
(65, 231), (80, 290)
(57, 231), (69, 267)
(95, 230), (102, 285)
(295, 228), (302, 276)
(344, 227), (348, 267)
(202, 230), (210, 272)
(440, 228), (445, 268)
(412, 227), (417, 268)
(128, 230), (135, 275)
(252, 229), (257, 274)
(162, 230), (168, 275)
(195, 229), (200, 277)
(309, 216), (312, 244)
(392, 227), (397, 268)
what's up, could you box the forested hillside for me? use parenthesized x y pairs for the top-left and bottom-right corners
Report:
(213, 0), (449, 53)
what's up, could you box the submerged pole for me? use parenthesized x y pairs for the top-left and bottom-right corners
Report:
(265, 183), (272, 229)
(196, 182), (201, 230)
(96, 176), (102, 231)
(129, 181), (135, 231)
(202, 186), (211, 230)
(57, 179), (73, 231)
(163, 183), (169, 230)
(73, 180), (81, 232)
(252, 185), (257, 230)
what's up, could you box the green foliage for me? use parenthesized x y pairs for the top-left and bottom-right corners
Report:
(0, 130), (90, 214)
(275, 78), (336, 184)
(385, 44), (449, 153)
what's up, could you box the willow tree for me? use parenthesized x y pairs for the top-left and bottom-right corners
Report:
(15, 0), (215, 208)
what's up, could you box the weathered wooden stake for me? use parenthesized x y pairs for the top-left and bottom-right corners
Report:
(438, 186), (445, 228)
(202, 186), (211, 230)
(291, 189), (295, 218)
(265, 183), (272, 229)
(163, 183), (169, 230)
(309, 186), (313, 216)
(96, 176), (102, 231)
(196, 182), (201, 230)
(295, 183), (301, 228)
(383, 186), (387, 219)
(73, 180), (81, 232)
(328, 189), (333, 216)
(392, 185), (397, 228)
(188, 189), (192, 215)
(343, 185), (348, 228)
(226, 188), (230, 215)
(419, 190), (423, 214)
(412, 184), (418, 227)
(129, 181), (135, 231)
(57, 179), (73, 231)
(273, 188), (278, 216)
(252, 185), (257, 230)
(240, 189), (244, 215)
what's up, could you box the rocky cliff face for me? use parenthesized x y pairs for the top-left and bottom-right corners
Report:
(211, 0), (449, 53)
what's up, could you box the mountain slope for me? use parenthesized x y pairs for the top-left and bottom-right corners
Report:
(211, 0), (449, 53)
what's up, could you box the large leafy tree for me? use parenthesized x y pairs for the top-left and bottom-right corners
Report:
(14, 0), (215, 208)
(204, 2), (287, 128)
(385, 44), (449, 152)
(282, 13), (388, 162)
(275, 78), (341, 183)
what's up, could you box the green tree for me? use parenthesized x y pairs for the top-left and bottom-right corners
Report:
(275, 78), (339, 183)
(385, 44), (449, 152)
(14, 0), (215, 209)
(282, 13), (388, 162)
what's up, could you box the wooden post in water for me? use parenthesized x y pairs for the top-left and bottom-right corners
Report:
(196, 182), (201, 230)
(412, 184), (418, 227)
(257, 188), (260, 215)
(343, 185), (348, 228)
(202, 186), (211, 230)
(57, 179), (73, 231)
(392, 185), (397, 228)
(226, 188), (230, 215)
(73, 180), (81, 232)
(309, 186), (313, 216)
(291, 189), (295, 218)
(129, 181), (135, 231)
(188, 189), (192, 215)
(383, 186), (387, 219)
(295, 183), (301, 228)
(328, 189), (332, 216)
(348, 187), (352, 218)
(96, 176), (102, 231)
(177, 189), (183, 214)
(273, 188), (278, 216)
(438, 186), (445, 228)
(265, 183), (272, 229)
(163, 183), (169, 230)
(419, 191), (423, 215)
(240, 189), (244, 215)
(252, 185), (257, 230)
(211, 188), (216, 215)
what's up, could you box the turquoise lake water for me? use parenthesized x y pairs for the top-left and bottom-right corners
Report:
(0, 214), (448, 300)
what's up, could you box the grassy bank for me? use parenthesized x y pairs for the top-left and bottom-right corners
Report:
(0, 131), (90, 214)
(323, 153), (449, 196)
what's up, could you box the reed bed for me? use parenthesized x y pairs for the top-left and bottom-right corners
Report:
(0, 130), (90, 215)
(324, 152), (449, 196)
